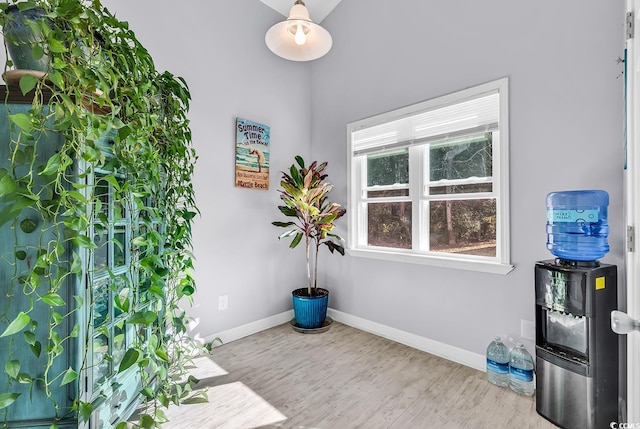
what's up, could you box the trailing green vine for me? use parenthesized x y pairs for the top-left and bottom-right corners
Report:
(0, 0), (204, 427)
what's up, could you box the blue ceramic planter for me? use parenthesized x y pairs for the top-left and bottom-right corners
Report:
(292, 288), (328, 329)
(4, 6), (51, 71)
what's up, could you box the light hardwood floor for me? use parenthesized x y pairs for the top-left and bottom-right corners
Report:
(163, 322), (558, 429)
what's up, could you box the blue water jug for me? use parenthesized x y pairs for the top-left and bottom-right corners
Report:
(546, 190), (609, 261)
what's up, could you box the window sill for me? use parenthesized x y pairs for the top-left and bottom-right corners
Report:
(347, 248), (515, 275)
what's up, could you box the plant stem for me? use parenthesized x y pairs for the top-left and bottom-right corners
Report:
(306, 234), (312, 295)
(313, 237), (320, 292)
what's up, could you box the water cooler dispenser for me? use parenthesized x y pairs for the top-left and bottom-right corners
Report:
(535, 190), (619, 428)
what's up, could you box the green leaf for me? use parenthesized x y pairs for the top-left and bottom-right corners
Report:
(48, 71), (64, 90)
(182, 395), (209, 405)
(140, 387), (154, 399)
(155, 349), (169, 363)
(118, 348), (140, 372)
(0, 175), (17, 196)
(18, 73), (39, 95)
(0, 393), (19, 409)
(70, 251), (82, 274)
(47, 38), (67, 53)
(41, 293), (65, 307)
(139, 414), (155, 429)
(71, 235), (96, 249)
(15, 250), (27, 261)
(78, 401), (92, 422)
(23, 331), (36, 345)
(60, 367), (77, 386)
(290, 232), (303, 248)
(31, 44), (44, 61)
(30, 340), (42, 358)
(16, 373), (31, 383)
(115, 289), (130, 313)
(4, 360), (20, 379)
(1, 312), (30, 337)
(8, 113), (32, 133)
(39, 153), (61, 176)
(128, 311), (157, 326)
(70, 323), (80, 338)
(179, 283), (195, 297)
(19, 218), (37, 233)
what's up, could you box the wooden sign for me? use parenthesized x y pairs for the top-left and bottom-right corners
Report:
(235, 118), (270, 190)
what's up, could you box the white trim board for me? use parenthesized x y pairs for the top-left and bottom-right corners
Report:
(204, 308), (485, 372)
(204, 310), (294, 346)
(328, 309), (485, 372)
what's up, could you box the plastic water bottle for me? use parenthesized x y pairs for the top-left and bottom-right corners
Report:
(508, 343), (535, 396)
(546, 190), (609, 261)
(486, 337), (509, 387)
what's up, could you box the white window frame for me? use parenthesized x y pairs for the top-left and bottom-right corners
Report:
(347, 78), (513, 274)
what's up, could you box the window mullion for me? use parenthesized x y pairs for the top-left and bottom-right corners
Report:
(409, 145), (424, 251)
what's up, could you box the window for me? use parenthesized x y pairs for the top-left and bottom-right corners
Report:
(347, 78), (512, 274)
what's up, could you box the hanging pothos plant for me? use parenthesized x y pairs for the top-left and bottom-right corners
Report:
(0, 0), (204, 427)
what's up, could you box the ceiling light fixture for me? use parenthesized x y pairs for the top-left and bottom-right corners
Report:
(265, 0), (332, 62)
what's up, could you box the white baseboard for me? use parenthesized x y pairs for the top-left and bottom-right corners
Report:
(204, 310), (294, 346)
(204, 308), (485, 372)
(328, 308), (486, 372)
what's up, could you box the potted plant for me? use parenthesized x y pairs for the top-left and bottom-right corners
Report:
(273, 156), (346, 330)
(0, 1), (205, 427)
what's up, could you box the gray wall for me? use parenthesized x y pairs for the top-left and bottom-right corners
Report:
(0, 1), (625, 357)
(312, 0), (625, 354)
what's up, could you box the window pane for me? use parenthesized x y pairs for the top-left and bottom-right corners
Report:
(367, 189), (410, 198)
(429, 134), (492, 181)
(430, 183), (492, 195)
(368, 202), (412, 248)
(367, 150), (409, 186)
(429, 199), (496, 256)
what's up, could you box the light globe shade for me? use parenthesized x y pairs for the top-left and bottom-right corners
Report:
(265, 3), (332, 62)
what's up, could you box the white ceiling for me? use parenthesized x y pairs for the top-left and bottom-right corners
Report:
(259, 0), (342, 23)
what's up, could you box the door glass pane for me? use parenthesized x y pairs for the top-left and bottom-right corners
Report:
(112, 324), (126, 369)
(138, 272), (150, 303)
(93, 228), (108, 272)
(93, 281), (109, 326)
(113, 276), (128, 319)
(113, 229), (126, 267)
(92, 333), (109, 389)
(367, 202), (412, 248)
(95, 179), (109, 218)
(114, 177), (126, 220)
(429, 199), (496, 256)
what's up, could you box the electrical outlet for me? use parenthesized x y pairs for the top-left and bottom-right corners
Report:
(521, 319), (535, 341)
(218, 294), (228, 311)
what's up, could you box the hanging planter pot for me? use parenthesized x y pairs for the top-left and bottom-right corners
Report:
(3, 5), (51, 72)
